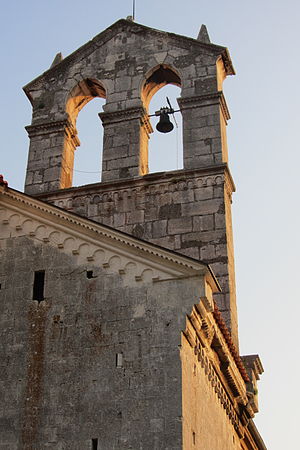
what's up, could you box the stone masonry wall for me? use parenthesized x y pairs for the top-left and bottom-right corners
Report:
(37, 164), (239, 346)
(0, 236), (204, 449)
(182, 336), (242, 450)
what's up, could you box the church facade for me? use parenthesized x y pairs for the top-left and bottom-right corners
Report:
(0, 19), (265, 449)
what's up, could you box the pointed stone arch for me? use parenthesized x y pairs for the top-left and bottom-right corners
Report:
(141, 64), (182, 110)
(66, 78), (106, 126)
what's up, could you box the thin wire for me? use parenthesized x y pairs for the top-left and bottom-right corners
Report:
(63, 160), (102, 174)
(73, 168), (101, 174)
(176, 123), (179, 170)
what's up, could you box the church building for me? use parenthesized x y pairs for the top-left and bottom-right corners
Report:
(0, 19), (265, 449)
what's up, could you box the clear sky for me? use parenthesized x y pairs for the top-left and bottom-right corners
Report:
(1, 1), (300, 448)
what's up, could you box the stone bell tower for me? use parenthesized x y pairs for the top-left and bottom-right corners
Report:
(24, 20), (239, 347)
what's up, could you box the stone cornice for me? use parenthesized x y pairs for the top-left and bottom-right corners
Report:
(35, 164), (235, 202)
(25, 119), (80, 147)
(99, 107), (147, 125)
(183, 302), (247, 437)
(178, 92), (221, 109)
(178, 91), (231, 121)
(182, 296), (259, 437)
(0, 186), (219, 289)
(26, 119), (76, 138)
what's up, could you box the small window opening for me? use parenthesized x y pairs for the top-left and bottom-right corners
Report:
(92, 438), (98, 450)
(116, 353), (123, 368)
(33, 271), (45, 302)
(149, 84), (183, 173)
(192, 431), (196, 445)
(86, 270), (94, 279)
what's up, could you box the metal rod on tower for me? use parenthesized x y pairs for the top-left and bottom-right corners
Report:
(133, 0), (135, 21)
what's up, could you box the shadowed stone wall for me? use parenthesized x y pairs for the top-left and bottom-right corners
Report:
(0, 236), (204, 449)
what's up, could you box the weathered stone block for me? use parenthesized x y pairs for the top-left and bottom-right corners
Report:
(159, 203), (182, 220)
(192, 215), (214, 232)
(184, 154), (215, 168)
(152, 220), (167, 238)
(178, 246), (200, 259)
(182, 199), (222, 216)
(43, 166), (61, 182)
(168, 217), (193, 235)
(33, 171), (43, 184)
(194, 186), (213, 201)
(215, 212), (226, 229)
(171, 189), (194, 204)
(215, 243), (227, 257)
(213, 186), (224, 198)
(126, 209), (144, 224)
(144, 206), (158, 221)
(150, 236), (175, 250)
(107, 156), (138, 170)
(114, 212), (126, 227)
(200, 244), (216, 260)
(214, 152), (223, 163)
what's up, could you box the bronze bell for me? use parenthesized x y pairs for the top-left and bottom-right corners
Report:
(156, 109), (174, 133)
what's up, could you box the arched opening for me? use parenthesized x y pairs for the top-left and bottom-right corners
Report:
(142, 66), (183, 174)
(148, 84), (182, 173)
(73, 97), (105, 186)
(66, 79), (106, 187)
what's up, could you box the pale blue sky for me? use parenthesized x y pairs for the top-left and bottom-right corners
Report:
(1, 1), (300, 448)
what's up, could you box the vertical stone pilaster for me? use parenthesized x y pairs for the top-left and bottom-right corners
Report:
(25, 120), (79, 195)
(213, 172), (239, 348)
(178, 92), (230, 170)
(99, 107), (152, 182)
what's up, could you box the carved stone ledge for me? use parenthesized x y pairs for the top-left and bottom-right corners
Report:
(178, 91), (230, 121)
(183, 319), (243, 434)
(241, 354), (264, 414)
(25, 119), (76, 138)
(178, 92), (221, 109)
(99, 107), (147, 125)
(183, 297), (256, 431)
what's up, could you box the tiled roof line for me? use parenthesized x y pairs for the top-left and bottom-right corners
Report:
(213, 301), (250, 383)
(0, 175), (8, 187)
